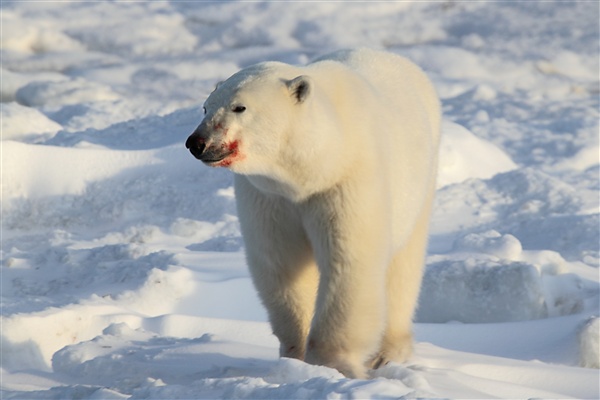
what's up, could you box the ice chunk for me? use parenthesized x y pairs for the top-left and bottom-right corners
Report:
(453, 230), (523, 260)
(417, 257), (546, 323)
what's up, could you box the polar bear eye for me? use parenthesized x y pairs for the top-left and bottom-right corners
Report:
(232, 105), (246, 113)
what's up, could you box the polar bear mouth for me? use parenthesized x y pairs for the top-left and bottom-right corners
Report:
(201, 141), (241, 167)
(187, 142), (232, 164)
(201, 152), (233, 164)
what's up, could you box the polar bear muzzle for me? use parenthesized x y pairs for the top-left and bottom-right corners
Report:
(185, 123), (238, 166)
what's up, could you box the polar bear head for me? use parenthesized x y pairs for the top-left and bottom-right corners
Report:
(186, 63), (313, 170)
(186, 61), (352, 200)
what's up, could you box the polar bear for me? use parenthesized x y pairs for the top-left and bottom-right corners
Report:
(186, 48), (440, 378)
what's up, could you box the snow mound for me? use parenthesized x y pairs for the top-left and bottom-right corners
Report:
(15, 78), (120, 107)
(1, 261), (194, 369)
(406, 45), (495, 81)
(1, 68), (67, 102)
(1, 10), (85, 54)
(45, 106), (201, 150)
(48, 325), (415, 399)
(555, 144), (600, 172)
(539, 50), (600, 81)
(2, 141), (161, 201)
(52, 324), (223, 393)
(1, 102), (62, 141)
(431, 168), (598, 264)
(267, 358), (344, 384)
(66, 3), (198, 57)
(438, 120), (516, 188)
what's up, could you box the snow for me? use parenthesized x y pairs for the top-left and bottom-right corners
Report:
(437, 121), (516, 188)
(1, 102), (62, 140)
(1, 1), (598, 399)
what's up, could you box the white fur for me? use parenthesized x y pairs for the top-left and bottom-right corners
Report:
(194, 48), (440, 378)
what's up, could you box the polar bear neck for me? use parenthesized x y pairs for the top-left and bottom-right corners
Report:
(245, 174), (305, 201)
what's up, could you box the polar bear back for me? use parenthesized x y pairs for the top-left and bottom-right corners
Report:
(311, 48), (440, 141)
(309, 48), (440, 249)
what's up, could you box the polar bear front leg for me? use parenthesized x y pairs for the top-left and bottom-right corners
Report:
(300, 185), (389, 379)
(250, 253), (320, 360)
(235, 176), (319, 360)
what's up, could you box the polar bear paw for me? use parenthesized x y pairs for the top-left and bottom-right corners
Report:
(368, 333), (414, 370)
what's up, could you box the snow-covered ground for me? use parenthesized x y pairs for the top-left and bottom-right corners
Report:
(1, 1), (599, 398)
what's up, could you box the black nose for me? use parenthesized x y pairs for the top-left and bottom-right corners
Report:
(186, 134), (206, 160)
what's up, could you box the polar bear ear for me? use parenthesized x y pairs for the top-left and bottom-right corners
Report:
(286, 76), (311, 104)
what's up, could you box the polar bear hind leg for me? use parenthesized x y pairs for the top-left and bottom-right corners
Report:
(369, 188), (435, 370)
